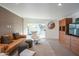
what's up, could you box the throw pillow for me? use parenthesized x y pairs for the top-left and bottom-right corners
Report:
(0, 36), (1, 43)
(1, 35), (12, 44)
(13, 33), (20, 39)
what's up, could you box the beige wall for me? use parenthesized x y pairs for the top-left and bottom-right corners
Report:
(0, 6), (23, 35)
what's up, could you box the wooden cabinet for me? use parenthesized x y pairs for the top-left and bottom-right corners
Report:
(59, 18), (79, 55)
(64, 35), (71, 49)
(59, 18), (72, 46)
(71, 36), (79, 55)
(59, 31), (65, 45)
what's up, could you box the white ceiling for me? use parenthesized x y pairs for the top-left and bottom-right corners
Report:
(0, 3), (79, 20)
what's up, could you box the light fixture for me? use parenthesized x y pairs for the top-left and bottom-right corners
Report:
(7, 25), (11, 28)
(15, 3), (20, 5)
(58, 3), (62, 6)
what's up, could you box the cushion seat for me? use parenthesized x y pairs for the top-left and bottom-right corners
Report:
(25, 40), (33, 48)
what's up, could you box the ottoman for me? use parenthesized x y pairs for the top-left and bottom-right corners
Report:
(25, 40), (33, 48)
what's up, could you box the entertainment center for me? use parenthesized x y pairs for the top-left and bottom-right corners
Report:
(59, 18), (79, 55)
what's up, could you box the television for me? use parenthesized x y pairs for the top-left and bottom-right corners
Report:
(76, 24), (79, 28)
(68, 23), (79, 36)
(69, 28), (74, 35)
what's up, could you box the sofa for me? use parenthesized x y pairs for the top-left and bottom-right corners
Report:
(0, 32), (26, 55)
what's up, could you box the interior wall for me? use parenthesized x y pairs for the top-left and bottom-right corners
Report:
(67, 11), (79, 22)
(45, 21), (59, 40)
(45, 11), (79, 40)
(0, 6), (23, 35)
(24, 18), (59, 39)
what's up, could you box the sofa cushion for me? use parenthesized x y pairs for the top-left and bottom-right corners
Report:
(5, 32), (14, 40)
(5, 38), (25, 54)
(19, 35), (26, 38)
(13, 33), (20, 39)
(0, 36), (1, 43)
(1, 35), (12, 44)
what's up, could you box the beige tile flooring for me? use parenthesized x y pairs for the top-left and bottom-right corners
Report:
(29, 39), (76, 56)
(47, 39), (76, 56)
(29, 39), (55, 56)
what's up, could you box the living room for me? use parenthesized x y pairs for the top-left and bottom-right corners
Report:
(0, 2), (79, 57)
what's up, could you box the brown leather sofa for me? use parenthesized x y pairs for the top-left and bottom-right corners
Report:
(0, 32), (26, 55)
